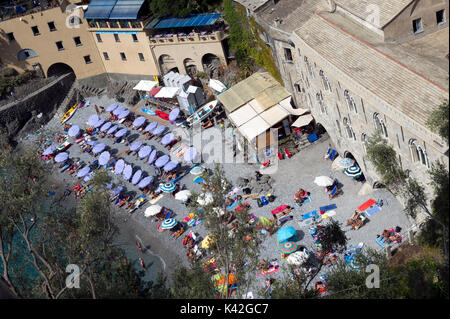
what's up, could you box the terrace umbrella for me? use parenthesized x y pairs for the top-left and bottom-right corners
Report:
(133, 116), (146, 128)
(54, 152), (69, 163)
(129, 141), (143, 152)
(161, 218), (177, 230)
(123, 164), (133, 181)
(68, 125), (80, 137)
(184, 147), (197, 162)
(163, 160), (178, 172)
(109, 186), (123, 196)
(84, 171), (94, 183)
(118, 109), (130, 119)
(93, 118), (105, 128)
(100, 122), (112, 132)
(174, 190), (191, 201)
(280, 242), (297, 254)
(314, 176), (334, 187)
(152, 125), (166, 135)
(98, 151), (110, 166)
(138, 176), (153, 189)
(87, 114), (99, 126)
(338, 157), (355, 169)
(145, 122), (158, 132)
(154, 155), (169, 168)
(287, 250), (309, 265)
(77, 166), (90, 178)
(161, 133), (174, 145)
(113, 106), (126, 116)
(131, 170), (142, 185)
(115, 128), (128, 138)
(159, 182), (176, 193)
(169, 108), (180, 123)
(107, 124), (119, 135)
(145, 205), (162, 217)
(43, 145), (56, 156)
(201, 235), (216, 249)
(114, 159), (125, 175)
(148, 150), (157, 164)
(92, 143), (106, 154)
(138, 145), (152, 159)
(106, 103), (118, 112)
(277, 227), (296, 243)
(345, 165), (362, 177)
(197, 193), (213, 205)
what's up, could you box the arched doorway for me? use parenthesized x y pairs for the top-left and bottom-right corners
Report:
(201, 53), (220, 78)
(183, 58), (197, 76)
(343, 151), (365, 182)
(47, 63), (75, 78)
(158, 54), (177, 75)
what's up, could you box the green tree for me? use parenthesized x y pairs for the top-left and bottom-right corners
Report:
(426, 97), (449, 144)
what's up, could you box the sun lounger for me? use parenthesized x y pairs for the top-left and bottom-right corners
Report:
(302, 210), (319, 221)
(319, 204), (337, 212)
(279, 215), (293, 226)
(365, 205), (382, 216)
(307, 133), (318, 143)
(328, 186), (340, 199)
(358, 198), (376, 211)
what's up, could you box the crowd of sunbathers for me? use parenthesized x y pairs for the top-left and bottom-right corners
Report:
(378, 226), (402, 244)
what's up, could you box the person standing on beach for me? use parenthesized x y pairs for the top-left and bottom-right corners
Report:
(94, 105), (100, 116)
(139, 257), (146, 270)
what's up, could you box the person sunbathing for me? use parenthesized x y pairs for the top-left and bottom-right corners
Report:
(347, 211), (360, 226)
(166, 136), (181, 150)
(352, 217), (364, 230)
(117, 195), (130, 207)
(126, 200), (135, 212)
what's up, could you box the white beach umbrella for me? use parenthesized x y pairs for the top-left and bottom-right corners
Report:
(174, 190), (191, 202)
(314, 176), (334, 187)
(144, 205), (162, 217)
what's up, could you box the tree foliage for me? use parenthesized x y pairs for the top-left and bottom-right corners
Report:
(149, 0), (222, 18)
(426, 97), (449, 144)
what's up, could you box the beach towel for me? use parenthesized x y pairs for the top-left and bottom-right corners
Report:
(322, 210), (336, 219)
(271, 205), (288, 215)
(296, 195), (312, 206)
(187, 218), (197, 227)
(193, 176), (204, 184)
(307, 133), (318, 143)
(183, 213), (194, 223)
(279, 215), (294, 226)
(319, 204), (337, 213)
(149, 194), (163, 204)
(375, 236), (387, 248)
(194, 219), (204, 226)
(365, 205), (382, 216)
(302, 210), (318, 221)
(358, 198), (376, 211)
(256, 263), (279, 276)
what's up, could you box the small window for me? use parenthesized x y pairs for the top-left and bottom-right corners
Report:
(96, 34), (102, 43)
(56, 41), (64, 51)
(7, 32), (15, 41)
(120, 52), (127, 61)
(138, 53), (145, 61)
(73, 36), (82, 46)
(48, 21), (56, 31)
(132, 34), (138, 42)
(114, 34), (120, 42)
(84, 55), (92, 64)
(31, 26), (40, 36)
(284, 48), (293, 62)
(294, 83), (301, 93)
(436, 9), (445, 25)
(412, 18), (423, 34)
(103, 52), (109, 60)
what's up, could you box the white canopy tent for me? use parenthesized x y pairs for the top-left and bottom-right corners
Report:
(155, 87), (180, 98)
(291, 114), (314, 127)
(133, 80), (158, 92)
(260, 104), (290, 126)
(228, 103), (258, 127)
(279, 97), (309, 116)
(239, 116), (271, 142)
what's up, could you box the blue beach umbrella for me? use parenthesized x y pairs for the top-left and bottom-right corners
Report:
(94, 118), (105, 128)
(161, 218), (177, 230)
(338, 157), (355, 169)
(98, 151), (110, 166)
(159, 182), (176, 193)
(118, 109), (130, 119)
(155, 155), (170, 168)
(115, 128), (128, 138)
(107, 124), (118, 135)
(133, 116), (146, 128)
(129, 141), (143, 151)
(184, 147), (197, 162)
(138, 145), (152, 159)
(106, 103), (118, 112)
(43, 145), (56, 156)
(163, 160), (178, 172)
(92, 143), (106, 154)
(113, 106), (126, 115)
(123, 164), (133, 181)
(138, 176), (153, 189)
(87, 114), (99, 126)
(148, 150), (157, 164)
(68, 125), (80, 137)
(161, 133), (174, 145)
(145, 122), (158, 132)
(277, 227), (297, 243)
(169, 108), (180, 122)
(345, 165), (362, 177)
(77, 166), (90, 178)
(131, 170), (143, 185)
(152, 125), (166, 135)
(100, 122), (112, 132)
(114, 159), (125, 175)
(54, 152), (69, 163)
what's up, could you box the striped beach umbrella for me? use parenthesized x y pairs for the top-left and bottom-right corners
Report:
(68, 125), (80, 137)
(155, 155), (170, 168)
(280, 242), (297, 254)
(113, 106), (126, 116)
(345, 165), (362, 177)
(161, 133), (174, 145)
(43, 145), (56, 156)
(123, 164), (133, 181)
(152, 125), (166, 135)
(98, 151), (110, 166)
(87, 114), (99, 126)
(148, 150), (157, 164)
(133, 116), (146, 128)
(129, 141), (143, 151)
(163, 160), (178, 172)
(138, 145), (152, 159)
(92, 143), (106, 154)
(114, 159), (125, 175)
(106, 103), (118, 112)
(118, 109), (130, 119)
(131, 170), (142, 185)
(107, 124), (118, 135)
(161, 218), (177, 230)
(54, 152), (69, 163)
(77, 166), (90, 178)
(338, 157), (355, 169)
(115, 128), (128, 138)
(100, 122), (112, 132)
(159, 182), (176, 193)
(145, 122), (158, 132)
(138, 176), (153, 189)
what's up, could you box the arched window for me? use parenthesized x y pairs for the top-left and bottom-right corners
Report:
(319, 70), (332, 92)
(17, 49), (38, 61)
(336, 120), (342, 137)
(361, 133), (368, 153)
(304, 56), (314, 78)
(409, 139), (429, 167)
(373, 113), (388, 138)
(316, 91), (327, 114)
(343, 117), (356, 140)
(344, 90), (357, 113)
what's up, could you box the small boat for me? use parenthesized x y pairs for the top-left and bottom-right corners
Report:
(141, 107), (156, 115)
(186, 100), (218, 126)
(155, 110), (169, 121)
(61, 103), (78, 124)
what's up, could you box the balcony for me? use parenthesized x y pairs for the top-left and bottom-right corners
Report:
(149, 30), (229, 45)
(87, 16), (152, 32)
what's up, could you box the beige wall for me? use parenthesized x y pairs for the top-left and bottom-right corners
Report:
(0, 6), (105, 79)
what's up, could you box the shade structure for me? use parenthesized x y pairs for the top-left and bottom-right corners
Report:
(155, 87), (180, 99)
(115, 128), (128, 138)
(280, 242), (297, 254)
(163, 160), (178, 172)
(133, 116), (146, 128)
(109, 186), (123, 196)
(92, 143), (106, 154)
(153, 13), (221, 29)
(118, 109), (130, 119)
(155, 155), (170, 168)
(161, 133), (174, 145)
(338, 158), (355, 169)
(77, 166), (90, 178)
(159, 182), (176, 193)
(314, 176), (334, 187)
(129, 141), (143, 151)
(98, 151), (110, 166)
(100, 122), (112, 132)
(184, 147), (197, 162)
(113, 106), (126, 115)
(107, 124), (119, 135)
(106, 103), (118, 112)
(174, 189), (191, 201)
(145, 122), (158, 132)
(201, 234), (216, 249)
(287, 250), (309, 265)
(123, 164), (133, 181)
(114, 159), (125, 175)
(86, 140), (99, 146)
(93, 118), (105, 128)
(345, 165), (362, 177)
(197, 193), (213, 205)
(190, 165), (203, 175)
(160, 218), (177, 230)
(43, 145), (56, 156)
(291, 114), (314, 128)
(87, 114), (99, 126)
(131, 169), (142, 185)
(169, 108), (180, 122)
(138, 145), (152, 159)
(277, 227), (296, 243)
(68, 125), (80, 137)
(54, 152), (69, 163)
(152, 125), (166, 135)
(144, 205), (162, 217)
(133, 80), (157, 91)
(148, 150), (157, 164)
(138, 176), (153, 189)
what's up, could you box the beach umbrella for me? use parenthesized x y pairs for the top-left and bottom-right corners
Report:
(106, 103), (118, 112)
(169, 108), (180, 122)
(87, 114), (99, 126)
(201, 235), (216, 249)
(155, 155), (170, 168)
(190, 165), (203, 175)
(145, 122), (158, 132)
(345, 165), (362, 177)
(98, 151), (110, 166)
(163, 160), (178, 172)
(280, 242), (297, 254)
(277, 227), (296, 243)
(133, 116), (146, 128)
(138, 176), (153, 189)
(109, 186), (123, 196)
(148, 150), (157, 164)
(314, 176), (334, 187)
(113, 106), (126, 115)
(107, 124), (119, 135)
(123, 164), (133, 181)
(175, 190), (191, 202)
(77, 166), (90, 178)
(93, 118), (105, 128)
(145, 205), (162, 217)
(197, 193), (213, 205)
(92, 143), (106, 154)
(159, 182), (176, 193)
(68, 125), (80, 137)
(338, 157), (355, 169)
(86, 140), (99, 146)
(184, 147), (197, 162)
(84, 171), (94, 183)
(286, 250), (309, 265)
(129, 141), (143, 151)
(138, 145), (152, 159)
(100, 122), (112, 132)
(161, 218), (177, 230)
(118, 109), (130, 119)
(152, 125), (166, 135)
(115, 128), (128, 138)
(54, 152), (69, 163)
(161, 133), (174, 145)
(131, 170), (142, 185)
(114, 159), (125, 175)
(43, 145), (56, 156)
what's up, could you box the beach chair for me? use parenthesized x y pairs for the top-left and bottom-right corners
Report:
(328, 186), (339, 199)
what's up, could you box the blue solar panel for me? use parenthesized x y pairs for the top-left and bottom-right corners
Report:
(153, 13), (221, 29)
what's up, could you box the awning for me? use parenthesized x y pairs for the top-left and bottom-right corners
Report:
(228, 103), (258, 127)
(239, 116), (271, 141)
(109, 0), (145, 19)
(153, 13), (221, 29)
(133, 80), (158, 91)
(292, 114), (314, 127)
(279, 97), (309, 116)
(155, 87), (180, 98)
(84, 0), (117, 19)
(259, 104), (290, 126)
